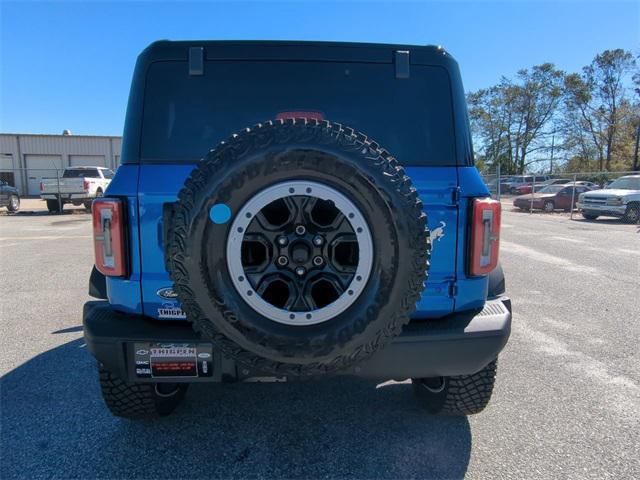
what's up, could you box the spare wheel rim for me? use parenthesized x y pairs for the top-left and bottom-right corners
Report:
(226, 181), (373, 326)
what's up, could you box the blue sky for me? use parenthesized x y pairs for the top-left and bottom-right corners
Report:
(1, 0), (638, 136)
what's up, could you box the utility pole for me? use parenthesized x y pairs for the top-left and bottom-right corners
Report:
(633, 122), (639, 172)
(549, 134), (555, 174)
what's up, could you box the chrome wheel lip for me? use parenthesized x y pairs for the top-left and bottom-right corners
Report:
(226, 181), (373, 326)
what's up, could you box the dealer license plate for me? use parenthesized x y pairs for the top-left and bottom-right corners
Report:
(133, 343), (213, 379)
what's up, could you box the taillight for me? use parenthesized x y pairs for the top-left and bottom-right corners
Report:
(83, 179), (90, 192)
(92, 198), (127, 277)
(469, 197), (501, 276)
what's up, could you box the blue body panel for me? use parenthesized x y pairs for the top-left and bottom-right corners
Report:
(106, 164), (490, 320)
(138, 165), (194, 319)
(405, 167), (457, 318)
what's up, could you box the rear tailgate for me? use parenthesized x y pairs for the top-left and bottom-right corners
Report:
(137, 164), (459, 320)
(40, 178), (84, 194)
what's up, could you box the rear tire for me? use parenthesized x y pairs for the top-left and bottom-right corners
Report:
(7, 195), (20, 213)
(543, 200), (554, 213)
(46, 199), (61, 213)
(581, 212), (598, 220)
(98, 366), (188, 419)
(412, 360), (498, 415)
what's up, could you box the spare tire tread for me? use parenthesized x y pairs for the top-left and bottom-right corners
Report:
(167, 118), (430, 375)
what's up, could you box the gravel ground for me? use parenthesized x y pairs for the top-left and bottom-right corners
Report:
(0, 208), (638, 479)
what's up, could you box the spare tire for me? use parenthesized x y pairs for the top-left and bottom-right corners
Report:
(166, 119), (430, 375)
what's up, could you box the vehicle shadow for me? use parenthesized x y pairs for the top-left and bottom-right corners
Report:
(570, 216), (635, 225)
(1, 338), (472, 479)
(1, 209), (88, 217)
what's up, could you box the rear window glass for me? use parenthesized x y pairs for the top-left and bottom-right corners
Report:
(140, 61), (456, 166)
(63, 168), (99, 178)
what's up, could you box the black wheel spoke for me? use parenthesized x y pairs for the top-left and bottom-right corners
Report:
(240, 233), (273, 274)
(244, 262), (279, 284)
(291, 289), (314, 312)
(317, 264), (354, 290)
(322, 214), (351, 245)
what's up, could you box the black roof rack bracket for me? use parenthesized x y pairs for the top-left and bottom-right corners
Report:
(189, 47), (204, 76)
(395, 50), (410, 79)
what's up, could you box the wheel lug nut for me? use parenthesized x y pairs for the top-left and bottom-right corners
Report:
(295, 266), (306, 276)
(313, 256), (324, 266)
(277, 236), (288, 246)
(295, 225), (306, 236)
(277, 256), (289, 266)
(313, 235), (324, 246)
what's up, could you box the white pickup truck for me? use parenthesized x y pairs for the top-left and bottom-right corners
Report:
(577, 174), (640, 223)
(40, 166), (114, 213)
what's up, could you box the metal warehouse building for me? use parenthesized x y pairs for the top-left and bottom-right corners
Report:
(0, 132), (122, 196)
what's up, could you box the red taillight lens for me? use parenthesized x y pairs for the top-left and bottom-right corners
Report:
(470, 197), (501, 276)
(83, 179), (90, 192)
(92, 198), (127, 277)
(276, 111), (325, 121)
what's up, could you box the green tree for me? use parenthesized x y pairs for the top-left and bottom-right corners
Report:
(468, 64), (563, 174)
(563, 49), (636, 171)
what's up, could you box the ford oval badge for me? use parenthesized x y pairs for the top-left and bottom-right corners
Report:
(157, 287), (179, 299)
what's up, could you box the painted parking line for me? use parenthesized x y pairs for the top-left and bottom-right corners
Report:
(550, 236), (585, 244)
(500, 240), (600, 275)
(617, 248), (640, 256)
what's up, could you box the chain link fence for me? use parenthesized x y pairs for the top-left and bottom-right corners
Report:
(480, 169), (640, 224)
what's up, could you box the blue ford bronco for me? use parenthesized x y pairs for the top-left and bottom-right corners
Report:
(84, 40), (511, 418)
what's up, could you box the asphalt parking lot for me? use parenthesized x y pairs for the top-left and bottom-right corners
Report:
(1, 205), (638, 479)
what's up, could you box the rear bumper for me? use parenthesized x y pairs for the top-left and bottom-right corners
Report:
(83, 297), (512, 382)
(41, 193), (91, 201)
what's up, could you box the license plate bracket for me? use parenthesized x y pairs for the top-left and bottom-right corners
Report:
(133, 342), (213, 379)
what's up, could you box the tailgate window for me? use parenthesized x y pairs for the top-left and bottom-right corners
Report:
(63, 168), (99, 178)
(141, 61), (456, 166)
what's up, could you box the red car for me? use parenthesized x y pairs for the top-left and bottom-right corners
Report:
(513, 184), (594, 212)
(513, 178), (571, 195)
